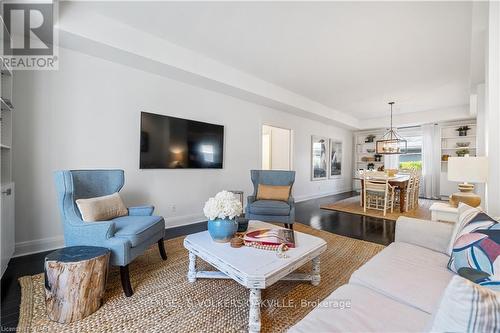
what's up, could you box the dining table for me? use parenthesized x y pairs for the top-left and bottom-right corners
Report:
(354, 174), (411, 213)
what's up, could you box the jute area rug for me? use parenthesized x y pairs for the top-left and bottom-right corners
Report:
(18, 224), (384, 333)
(321, 195), (443, 221)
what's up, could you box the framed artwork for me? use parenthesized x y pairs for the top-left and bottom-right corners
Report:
(329, 139), (343, 178)
(311, 136), (328, 180)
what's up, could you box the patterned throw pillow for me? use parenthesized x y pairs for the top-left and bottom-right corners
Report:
(429, 276), (500, 332)
(446, 203), (484, 255)
(448, 208), (500, 290)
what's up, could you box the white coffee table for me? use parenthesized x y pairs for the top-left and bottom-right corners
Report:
(183, 220), (327, 333)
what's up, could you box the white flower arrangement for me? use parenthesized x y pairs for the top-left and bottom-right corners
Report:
(203, 191), (243, 220)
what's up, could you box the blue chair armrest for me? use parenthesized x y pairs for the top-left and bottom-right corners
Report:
(247, 195), (256, 205)
(66, 219), (116, 242)
(128, 205), (155, 216)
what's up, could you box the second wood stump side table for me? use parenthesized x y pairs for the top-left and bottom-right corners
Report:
(44, 246), (110, 323)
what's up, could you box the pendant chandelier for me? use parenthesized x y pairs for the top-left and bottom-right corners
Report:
(376, 102), (407, 154)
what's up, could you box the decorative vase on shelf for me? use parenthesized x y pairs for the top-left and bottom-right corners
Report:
(203, 191), (243, 243)
(456, 126), (470, 137)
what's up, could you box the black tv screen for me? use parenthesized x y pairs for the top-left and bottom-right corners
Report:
(140, 112), (224, 169)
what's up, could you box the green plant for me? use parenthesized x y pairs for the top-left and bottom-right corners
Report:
(456, 148), (470, 157)
(399, 161), (422, 170)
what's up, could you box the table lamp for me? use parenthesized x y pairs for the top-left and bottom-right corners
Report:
(447, 156), (488, 207)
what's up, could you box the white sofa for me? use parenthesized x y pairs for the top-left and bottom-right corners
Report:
(290, 217), (456, 333)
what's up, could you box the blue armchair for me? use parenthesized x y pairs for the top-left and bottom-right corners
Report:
(53, 169), (166, 297)
(245, 170), (296, 229)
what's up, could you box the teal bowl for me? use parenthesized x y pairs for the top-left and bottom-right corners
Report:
(207, 218), (238, 243)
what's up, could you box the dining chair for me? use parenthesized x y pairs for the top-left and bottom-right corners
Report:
(411, 174), (421, 208)
(359, 170), (383, 206)
(363, 174), (395, 216)
(395, 168), (419, 212)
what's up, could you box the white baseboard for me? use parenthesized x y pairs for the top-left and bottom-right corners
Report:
(14, 235), (65, 258)
(13, 213), (207, 258)
(295, 187), (353, 202)
(13, 191), (351, 258)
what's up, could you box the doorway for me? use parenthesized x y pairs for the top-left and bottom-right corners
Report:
(262, 125), (292, 170)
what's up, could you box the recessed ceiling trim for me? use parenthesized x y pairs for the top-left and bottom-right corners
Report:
(56, 7), (359, 129)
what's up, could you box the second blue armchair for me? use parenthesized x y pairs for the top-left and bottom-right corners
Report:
(245, 170), (296, 229)
(54, 169), (166, 297)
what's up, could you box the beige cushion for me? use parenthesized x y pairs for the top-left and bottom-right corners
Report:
(289, 284), (430, 333)
(256, 184), (290, 202)
(349, 242), (454, 314)
(76, 192), (128, 222)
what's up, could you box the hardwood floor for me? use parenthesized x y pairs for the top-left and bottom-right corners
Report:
(295, 191), (395, 246)
(0, 222), (207, 329)
(0, 191), (394, 329)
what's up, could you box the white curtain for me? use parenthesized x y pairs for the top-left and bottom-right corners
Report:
(422, 124), (441, 199)
(384, 154), (399, 169)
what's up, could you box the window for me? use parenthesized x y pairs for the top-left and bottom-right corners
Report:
(399, 135), (422, 170)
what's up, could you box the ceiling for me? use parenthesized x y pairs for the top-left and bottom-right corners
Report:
(64, 1), (474, 120)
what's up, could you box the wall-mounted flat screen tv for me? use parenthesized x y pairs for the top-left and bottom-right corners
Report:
(140, 112), (224, 169)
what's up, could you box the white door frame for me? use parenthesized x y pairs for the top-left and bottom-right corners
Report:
(260, 124), (293, 170)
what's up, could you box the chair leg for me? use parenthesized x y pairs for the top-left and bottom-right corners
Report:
(158, 239), (167, 260)
(120, 265), (133, 297)
(288, 223), (293, 230)
(364, 193), (367, 213)
(391, 192), (394, 213)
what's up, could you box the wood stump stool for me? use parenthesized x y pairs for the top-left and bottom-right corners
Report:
(44, 246), (110, 323)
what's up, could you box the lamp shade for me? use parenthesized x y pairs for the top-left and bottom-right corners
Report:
(448, 156), (488, 183)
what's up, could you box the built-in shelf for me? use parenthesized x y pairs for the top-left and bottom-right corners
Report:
(353, 130), (386, 191)
(440, 120), (477, 200)
(441, 156), (477, 163)
(0, 12), (15, 279)
(441, 135), (476, 139)
(441, 123), (476, 129)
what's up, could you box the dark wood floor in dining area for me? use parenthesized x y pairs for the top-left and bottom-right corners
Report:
(0, 191), (394, 330)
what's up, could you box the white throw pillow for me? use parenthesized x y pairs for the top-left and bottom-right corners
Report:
(76, 192), (128, 222)
(428, 276), (500, 332)
(446, 203), (482, 255)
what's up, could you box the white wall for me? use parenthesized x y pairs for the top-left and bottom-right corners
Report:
(12, 47), (353, 256)
(485, 1), (500, 216)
